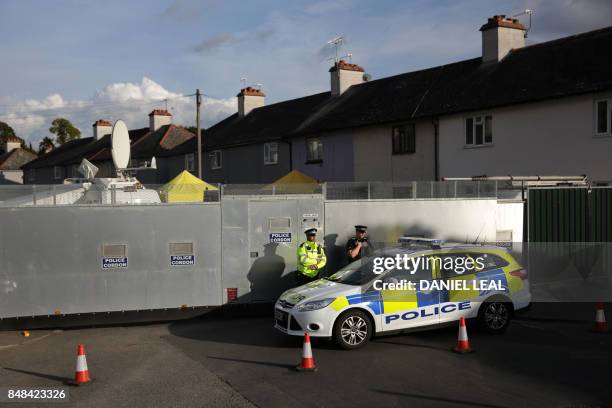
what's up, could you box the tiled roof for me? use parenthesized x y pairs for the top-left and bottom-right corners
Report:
(22, 124), (194, 169)
(0, 148), (37, 170)
(130, 125), (194, 158)
(203, 92), (330, 149)
(200, 25), (612, 148)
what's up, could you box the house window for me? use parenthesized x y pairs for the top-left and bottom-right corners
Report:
(392, 124), (416, 154)
(465, 115), (493, 146)
(53, 166), (64, 180)
(306, 138), (323, 163)
(595, 99), (611, 136)
(185, 153), (195, 171)
(210, 150), (222, 170)
(264, 142), (279, 165)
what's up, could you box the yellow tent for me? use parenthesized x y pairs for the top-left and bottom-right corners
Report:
(159, 170), (218, 203)
(263, 170), (320, 194)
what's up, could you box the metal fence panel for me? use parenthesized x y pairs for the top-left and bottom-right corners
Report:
(0, 204), (222, 318)
(220, 195), (324, 303)
(527, 187), (612, 242)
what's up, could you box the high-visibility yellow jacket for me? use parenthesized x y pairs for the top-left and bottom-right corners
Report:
(297, 241), (327, 277)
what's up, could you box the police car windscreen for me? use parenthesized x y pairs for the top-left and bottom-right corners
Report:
(326, 256), (388, 286)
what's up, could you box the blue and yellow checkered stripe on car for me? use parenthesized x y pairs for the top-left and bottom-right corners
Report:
(329, 271), (523, 314)
(329, 289), (439, 315)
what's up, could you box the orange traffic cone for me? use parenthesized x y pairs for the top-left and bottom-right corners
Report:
(296, 333), (317, 372)
(452, 317), (473, 353)
(593, 302), (608, 333)
(72, 344), (91, 385)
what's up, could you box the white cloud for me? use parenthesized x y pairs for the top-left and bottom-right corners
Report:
(0, 77), (235, 145)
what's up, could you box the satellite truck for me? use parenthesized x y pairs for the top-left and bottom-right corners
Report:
(1, 120), (161, 206)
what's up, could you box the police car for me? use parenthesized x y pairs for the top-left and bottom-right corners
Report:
(274, 237), (531, 349)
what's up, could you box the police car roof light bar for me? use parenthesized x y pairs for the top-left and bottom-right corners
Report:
(398, 237), (445, 249)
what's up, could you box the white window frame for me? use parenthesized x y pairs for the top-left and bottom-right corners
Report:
(53, 166), (64, 180)
(306, 137), (323, 163)
(263, 142), (279, 165)
(210, 150), (222, 170)
(392, 123), (416, 154)
(464, 114), (493, 147)
(185, 153), (195, 171)
(594, 98), (612, 137)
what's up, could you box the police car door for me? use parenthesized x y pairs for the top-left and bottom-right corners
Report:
(437, 252), (478, 324)
(379, 257), (440, 331)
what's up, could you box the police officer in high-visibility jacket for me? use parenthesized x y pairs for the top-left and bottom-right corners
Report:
(296, 228), (327, 285)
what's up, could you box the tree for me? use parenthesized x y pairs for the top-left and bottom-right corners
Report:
(0, 121), (16, 145)
(38, 136), (55, 155)
(25, 142), (36, 154)
(49, 118), (81, 145)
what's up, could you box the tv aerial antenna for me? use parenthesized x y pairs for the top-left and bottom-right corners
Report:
(513, 9), (534, 38)
(326, 35), (354, 65)
(240, 77), (247, 89)
(327, 35), (345, 64)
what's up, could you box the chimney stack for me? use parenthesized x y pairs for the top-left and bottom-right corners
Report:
(330, 60), (365, 96)
(480, 15), (526, 63)
(4, 135), (22, 153)
(237, 87), (265, 117)
(149, 109), (172, 131)
(92, 119), (113, 140)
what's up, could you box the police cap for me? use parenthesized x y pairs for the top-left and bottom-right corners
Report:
(354, 225), (368, 232)
(304, 228), (318, 235)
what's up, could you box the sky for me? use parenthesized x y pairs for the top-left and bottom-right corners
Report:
(0, 0), (611, 145)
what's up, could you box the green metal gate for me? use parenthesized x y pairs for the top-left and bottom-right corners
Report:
(528, 187), (612, 242)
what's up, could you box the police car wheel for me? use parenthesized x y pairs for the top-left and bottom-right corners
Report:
(479, 302), (511, 333)
(333, 310), (372, 350)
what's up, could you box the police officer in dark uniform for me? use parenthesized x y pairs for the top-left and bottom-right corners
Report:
(346, 225), (371, 263)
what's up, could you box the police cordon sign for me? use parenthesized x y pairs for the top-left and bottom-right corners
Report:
(270, 232), (291, 243)
(102, 257), (128, 269)
(170, 255), (195, 266)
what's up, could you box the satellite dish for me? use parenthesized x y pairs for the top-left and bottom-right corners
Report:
(78, 158), (99, 179)
(111, 120), (131, 170)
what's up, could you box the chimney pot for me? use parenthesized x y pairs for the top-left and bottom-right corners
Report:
(4, 135), (22, 153)
(92, 119), (113, 140)
(237, 87), (265, 116)
(480, 14), (526, 63)
(330, 59), (365, 96)
(148, 109), (172, 131)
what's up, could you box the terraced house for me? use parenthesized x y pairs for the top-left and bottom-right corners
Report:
(196, 15), (612, 184)
(0, 135), (37, 184)
(23, 110), (195, 184)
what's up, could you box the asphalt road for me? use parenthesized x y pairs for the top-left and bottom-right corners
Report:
(1, 304), (610, 407)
